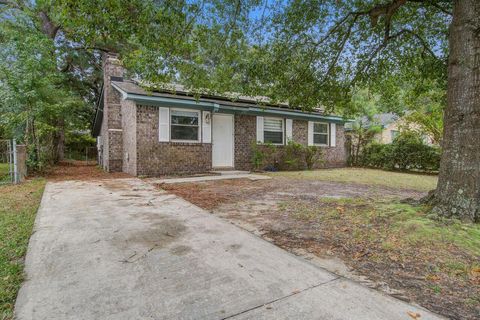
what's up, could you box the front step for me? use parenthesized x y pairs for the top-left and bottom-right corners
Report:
(210, 170), (250, 176)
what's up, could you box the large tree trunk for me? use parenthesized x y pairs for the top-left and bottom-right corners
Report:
(431, 0), (480, 222)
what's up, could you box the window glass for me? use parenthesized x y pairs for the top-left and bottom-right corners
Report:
(171, 126), (199, 140)
(264, 118), (283, 144)
(171, 110), (199, 126)
(314, 123), (328, 134)
(171, 110), (200, 141)
(313, 133), (328, 145)
(313, 122), (329, 145)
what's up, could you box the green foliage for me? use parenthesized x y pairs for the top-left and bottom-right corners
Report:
(65, 131), (96, 160)
(361, 132), (441, 172)
(360, 143), (391, 168)
(347, 88), (384, 165)
(251, 141), (266, 171)
(304, 146), (323, 170)
(283, 140), (304, 170)
(0, 179), (46, 319)
(403, 85), (444, 145)
(251, 140), (324, 171)
(0, 4), (93, 170)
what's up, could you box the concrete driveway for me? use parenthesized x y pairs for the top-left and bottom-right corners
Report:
(15, 178), (442, 320)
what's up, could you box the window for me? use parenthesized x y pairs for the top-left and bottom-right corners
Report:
(170, 110), (200, 141)
(264, 117), (284, 144)
(313, 122), (329, 145)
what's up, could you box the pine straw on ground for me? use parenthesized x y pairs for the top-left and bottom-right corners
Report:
(43, 160), (130, 181)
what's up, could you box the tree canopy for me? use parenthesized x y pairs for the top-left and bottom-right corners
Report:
(2, 1), (477, 222)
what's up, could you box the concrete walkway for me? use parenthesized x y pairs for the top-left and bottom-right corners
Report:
(15, 178), (442, 320)
(149, 173), (270, 184)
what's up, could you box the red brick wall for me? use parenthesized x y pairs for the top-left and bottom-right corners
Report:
(135, 105), (212, 176)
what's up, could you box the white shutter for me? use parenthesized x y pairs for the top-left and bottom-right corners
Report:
(308, 121), (314, 146)
(330, 123), (336, 147)
(286, 119), (293, 142)
(202, 111), (211, 143)
(158, 107), (170, 142)
(256, 116), (264, 143)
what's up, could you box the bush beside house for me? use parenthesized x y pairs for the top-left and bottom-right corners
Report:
(360, 132), (441, 172)
(251, 141), (325, 171)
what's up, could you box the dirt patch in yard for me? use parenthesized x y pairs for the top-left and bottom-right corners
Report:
(44, 161), (130, 181)
(159, 177), (480, 320)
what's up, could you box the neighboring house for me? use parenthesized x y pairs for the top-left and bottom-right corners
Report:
(346, 113), (435, 145)
(373, 113), (401, 144)
(92, 54), (348, 176)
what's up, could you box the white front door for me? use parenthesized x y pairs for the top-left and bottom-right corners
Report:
(212, 114), (234, 168)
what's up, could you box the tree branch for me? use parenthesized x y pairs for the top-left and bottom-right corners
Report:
(408, 0), (452, 15)
(351, 27), (439, 85)
(38, 11), (60, 39)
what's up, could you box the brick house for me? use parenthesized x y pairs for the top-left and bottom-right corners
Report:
(92, 54), (348, 176)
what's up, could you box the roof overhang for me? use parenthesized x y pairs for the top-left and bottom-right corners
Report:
(111, 83), (349, 124)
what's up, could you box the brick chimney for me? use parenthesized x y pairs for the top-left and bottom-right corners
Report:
(98, 53), (125, 172)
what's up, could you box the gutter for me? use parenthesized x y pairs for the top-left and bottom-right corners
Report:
(111, 83), (350, 124)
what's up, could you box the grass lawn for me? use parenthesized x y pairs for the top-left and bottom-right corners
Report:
(270, 167), (438, 191)
(0, 163), (10, 183)
(0, 179), (46, 319)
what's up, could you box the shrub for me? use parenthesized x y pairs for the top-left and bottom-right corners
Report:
(251, 140), (324, 171)
(282, 140), (304, 170)
(251, 141), (265, 171)
(304, 146), (324, 170)
(361, 131), (441, 172)
(361, 142), (392, 168)
(251, 141), (278, 171)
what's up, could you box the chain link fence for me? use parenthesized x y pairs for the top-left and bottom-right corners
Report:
(0, 139), (15, 185)
(64, 146), (98, 165)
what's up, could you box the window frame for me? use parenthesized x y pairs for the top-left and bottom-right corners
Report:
(170, 108), (201, 143)
(263, 117), (285, 145)
(313, 122), (329, 146)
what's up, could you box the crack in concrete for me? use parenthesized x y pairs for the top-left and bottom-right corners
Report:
(220, 276), (341, 320)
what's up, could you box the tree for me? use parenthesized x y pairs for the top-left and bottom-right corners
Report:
(432, 0), (479, 222)
(1, 0), (478, 221)
(347, 88), (383, 166)
(216, 0), (478, 222)
(0, 0), (100, 164)
(0, 0), (194, 162)
(156, 0), (476, 222)
(0, 15), (87, 169)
